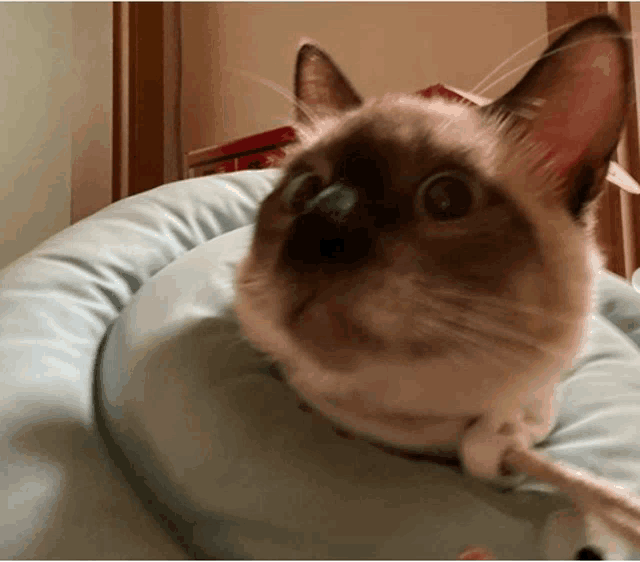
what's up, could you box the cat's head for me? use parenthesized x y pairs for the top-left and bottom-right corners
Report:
(235, 16), (632, 452)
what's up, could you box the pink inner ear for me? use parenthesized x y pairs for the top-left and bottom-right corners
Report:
(529, 43), (623, 177)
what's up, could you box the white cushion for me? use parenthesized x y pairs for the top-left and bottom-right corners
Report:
(0, 169), (278, 558)
(99, 219), (640, 559)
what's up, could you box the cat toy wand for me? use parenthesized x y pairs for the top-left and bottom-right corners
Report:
(460, 409), (640, 551)
(504, 445), (640, 550)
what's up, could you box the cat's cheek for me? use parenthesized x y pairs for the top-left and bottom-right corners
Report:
(235, 258), (286, 354)
(235, 289), (297, 376)
(587, 240), (606, 273)
(235, 256), (251, 287)
(261, 212), (294, 233)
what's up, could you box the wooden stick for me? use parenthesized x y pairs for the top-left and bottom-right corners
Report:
(504, 446), (640, 549)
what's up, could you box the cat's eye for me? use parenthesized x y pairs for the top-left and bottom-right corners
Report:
(281, 171), (325, 213)
(415, 171), (478, 221)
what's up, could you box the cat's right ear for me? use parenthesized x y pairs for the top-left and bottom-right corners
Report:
(294, 41), (363, 125)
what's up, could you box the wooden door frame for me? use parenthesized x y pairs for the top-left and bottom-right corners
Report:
(113, 2), (183, 202)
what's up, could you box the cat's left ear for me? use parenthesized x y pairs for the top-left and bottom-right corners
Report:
(488, 15), (633, 215)
(294, 41), (363, 125)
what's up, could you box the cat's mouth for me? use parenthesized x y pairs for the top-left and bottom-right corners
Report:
(324, 396), (465, 427)
(290, 289), (318, 323)
(288, 384), (468, 465)
(310, 392), (477, 451)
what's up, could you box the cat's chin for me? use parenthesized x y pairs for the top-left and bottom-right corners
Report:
(297, 387), (476, 453)
(235, 245), (592, 453)
(286, 342), (572, 446)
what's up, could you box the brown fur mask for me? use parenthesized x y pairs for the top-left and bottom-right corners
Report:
(235, 16), (632, 468)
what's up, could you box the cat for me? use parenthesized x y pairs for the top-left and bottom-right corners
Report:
(234, 14), (640, 544)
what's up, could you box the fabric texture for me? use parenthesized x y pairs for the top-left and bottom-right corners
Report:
(99, 213), (640, 559)
(0, 169), (278, 559)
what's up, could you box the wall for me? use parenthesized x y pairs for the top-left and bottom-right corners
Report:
(70, 3), (113, 224)
(0, 3), (112, 271)
(0, 4), (72, 270)
(181, 2), (548, 152)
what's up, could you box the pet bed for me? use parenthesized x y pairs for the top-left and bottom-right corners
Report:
(2, 169), (640, 559)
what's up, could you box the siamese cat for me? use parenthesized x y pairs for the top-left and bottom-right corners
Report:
(235, 14), (640, 546)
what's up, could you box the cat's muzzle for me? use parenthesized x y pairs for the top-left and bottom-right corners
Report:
(284, 182), (372, 268)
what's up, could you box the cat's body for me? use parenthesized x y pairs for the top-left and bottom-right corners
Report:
(235, 15), (632, 478)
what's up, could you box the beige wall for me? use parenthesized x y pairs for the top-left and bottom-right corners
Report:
(182, 2), (548, 152)
(0, 4), (72, 270)
(629, 4), (640, 148)
(70, 3), (113, 224)
(0, 3), (547, 270)
(0, 3), (112, 271)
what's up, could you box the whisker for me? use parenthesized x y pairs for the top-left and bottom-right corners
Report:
(430, 291), (576, 337)
(469, 19), (581, 96)
(428, 291), (568, 322)
(475, 33), (635, 99)
(421, 314), (555, 366)
(403, 287), (578, 356)
(219, 66), (319, 127)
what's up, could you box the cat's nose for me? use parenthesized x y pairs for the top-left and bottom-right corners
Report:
(283, 182), (372, 268)
(302, 182), (358, 222)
